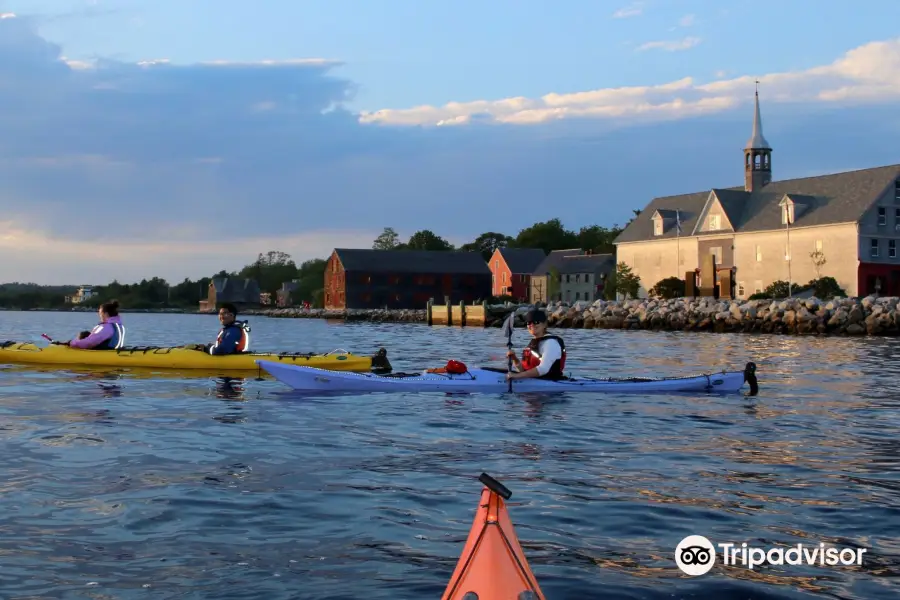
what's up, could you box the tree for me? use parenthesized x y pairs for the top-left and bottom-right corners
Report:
(373, 227), (402, 250)
(649, 276), (685, 299)
(238, 250), (299, 297)
(292, 258), (327, 304)
(810, 250), (827, 279)
(514, 218), (578, 253)
(547, 266), (560, 301)
(460, 232), (514, 261)
(406, 229), (454, 251)
(614, 262), (641, 299)
(576, 225), (620, 255)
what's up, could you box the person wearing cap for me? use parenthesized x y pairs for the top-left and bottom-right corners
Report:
(506, 308), (567, 381)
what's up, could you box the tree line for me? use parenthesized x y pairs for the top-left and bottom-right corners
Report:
(371, 215), (639, 261)
(0, 215), (639, 310)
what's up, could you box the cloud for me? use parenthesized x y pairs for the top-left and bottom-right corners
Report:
(1, 14), (900, 284)
(612, 3), (643, 18)
(359, 38), (900, 127)
(678, 14), (695, 27)
(636, 36), (702, 52)
(0, 222), (386, 284)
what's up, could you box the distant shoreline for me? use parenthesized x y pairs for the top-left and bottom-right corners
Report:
(4, 295), (898, 336)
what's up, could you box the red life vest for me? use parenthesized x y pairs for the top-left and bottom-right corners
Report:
(521, 335), (566, 379)
(216, 321), (251, 353)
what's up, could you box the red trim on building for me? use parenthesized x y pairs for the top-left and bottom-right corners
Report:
(858, 262), (900, 296)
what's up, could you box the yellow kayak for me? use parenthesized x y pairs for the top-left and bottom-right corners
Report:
(0, 341), (390, 373)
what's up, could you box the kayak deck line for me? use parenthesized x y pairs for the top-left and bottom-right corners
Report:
(443, 473), (545, 600)
(0, 340), (392, 374)
(256, 359), (759, 395)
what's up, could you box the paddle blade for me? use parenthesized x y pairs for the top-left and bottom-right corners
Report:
(501, 312), (514, 339)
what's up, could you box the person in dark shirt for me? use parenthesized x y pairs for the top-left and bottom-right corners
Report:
(200, 302), (252, 355)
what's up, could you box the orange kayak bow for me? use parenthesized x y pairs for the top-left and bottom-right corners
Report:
(442, 473), (545, 600)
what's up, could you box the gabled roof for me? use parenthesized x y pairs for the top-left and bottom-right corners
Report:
(556, 253), (615, 274)
(497, 247), (547, 273)
(333, 248), (491, 274)
(531, 248), (583, 274)
(615, 164), (900, 243)
(212, 277), (260, 302)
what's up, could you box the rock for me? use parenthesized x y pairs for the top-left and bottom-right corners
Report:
(233, 294), (900, 337)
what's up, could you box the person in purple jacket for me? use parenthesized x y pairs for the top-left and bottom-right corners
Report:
(64, 300), (127, 350)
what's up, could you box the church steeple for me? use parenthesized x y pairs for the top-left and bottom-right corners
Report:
(744, 82), (772, 192)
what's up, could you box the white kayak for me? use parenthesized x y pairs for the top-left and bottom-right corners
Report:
(255, 360), (758, 395)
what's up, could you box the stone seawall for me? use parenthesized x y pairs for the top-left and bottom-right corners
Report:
(243, 295), (900, 336)
(48, 295), (900, 335)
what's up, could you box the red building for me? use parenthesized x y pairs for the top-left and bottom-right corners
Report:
(324, 248), (492, 309)
(488, 247), (547, 301)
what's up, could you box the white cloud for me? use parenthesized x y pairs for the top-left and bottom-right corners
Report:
(0, 12), (15, 19)
(359, 38), (900, 127)
(636, 36), (702, 52)
(678, 14), (696, 27)
(612, 3), (643, 18)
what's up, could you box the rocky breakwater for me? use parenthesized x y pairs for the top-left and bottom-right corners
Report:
(485, 296), (900, 336)
(242, 307), (427, 323)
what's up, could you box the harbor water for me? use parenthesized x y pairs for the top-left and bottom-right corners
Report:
(0, 311), (898, 599)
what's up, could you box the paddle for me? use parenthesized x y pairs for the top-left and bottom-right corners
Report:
(502, 312), (515, 392)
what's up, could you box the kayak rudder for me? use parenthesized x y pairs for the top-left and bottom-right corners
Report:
(442, 472), (545, 600)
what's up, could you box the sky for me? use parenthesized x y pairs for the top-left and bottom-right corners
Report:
(1, 0), (899, 285)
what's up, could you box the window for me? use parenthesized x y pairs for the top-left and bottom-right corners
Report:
(891, 240), (897, 259)
(895, 208), (900, 231)
(502, 272), (507, 283)
(738, 282), (745, 296)
(871, 238), (879, 257)
(754, 280), (763, 293)
(756, 245), (762, 261)
(895, 180), (900, 202)
(654, 219), (662, 235)
(815, 240), (823, 252)
(708, 214), (720, 230)
(575, 292), (581, 301)
(878, 207), (886, 226)
(575, 274), (580, 283)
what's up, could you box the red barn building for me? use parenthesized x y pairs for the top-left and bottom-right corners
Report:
(488, 247), (547, 301)
(324, 248), (492, 310)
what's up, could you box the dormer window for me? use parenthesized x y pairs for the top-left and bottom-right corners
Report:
(782, 204), (794, 225)
(653, 219), (662, 235)
(878, 207), (886, 226)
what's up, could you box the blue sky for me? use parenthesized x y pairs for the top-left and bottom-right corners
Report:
(0, 0), (899, 284)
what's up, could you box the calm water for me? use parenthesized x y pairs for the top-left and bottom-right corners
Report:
(0, 311), (899, 599)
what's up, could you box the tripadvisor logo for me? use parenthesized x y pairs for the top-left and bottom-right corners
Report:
(674, 535), (868, 576)
(675, 535), (716, 576)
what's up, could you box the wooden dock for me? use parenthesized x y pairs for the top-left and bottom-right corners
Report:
(426, 298), (487, 327)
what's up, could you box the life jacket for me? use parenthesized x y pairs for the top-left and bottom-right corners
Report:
(216, 320), (251, 353)
(521, 335), (566, 380)
(426, 359), (468, 374)
(92, 320), (125, 350)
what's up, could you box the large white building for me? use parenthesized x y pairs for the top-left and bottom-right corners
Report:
(614, 91), (900, 298)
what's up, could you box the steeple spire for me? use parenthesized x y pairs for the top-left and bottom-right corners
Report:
(743, 81), (772, 192)
(745, 80), (771, 151)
